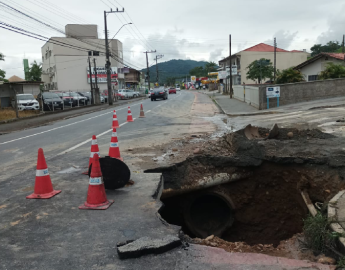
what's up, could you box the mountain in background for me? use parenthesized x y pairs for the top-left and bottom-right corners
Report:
(141, 59), (209, 84)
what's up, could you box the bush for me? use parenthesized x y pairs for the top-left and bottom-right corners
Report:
(319, 62), (345, 80)
(275, 68), (305, 84)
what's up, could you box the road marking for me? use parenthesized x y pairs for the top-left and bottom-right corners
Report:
(0, 101), (147, 145)
(56, 120), (135, 156)
(146, 110), (151, 113)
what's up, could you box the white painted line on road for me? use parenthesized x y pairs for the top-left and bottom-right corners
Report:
(56, 119), (136, 156)
(146, 110), (151, 113)
(0, 101), (146, 145)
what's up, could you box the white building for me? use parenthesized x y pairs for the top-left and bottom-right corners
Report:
(41, 24), (125, 92)
(294, 53), (345, 81)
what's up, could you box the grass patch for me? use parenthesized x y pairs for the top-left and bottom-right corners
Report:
(0, 108), (39, 121)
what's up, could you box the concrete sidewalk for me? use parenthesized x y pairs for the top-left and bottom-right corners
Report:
(200, 90), (345, 116)
(200, 91), (259, 115)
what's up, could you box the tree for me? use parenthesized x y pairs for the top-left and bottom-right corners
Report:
(310, 41), (341, 57)
(0, 52), (8, 82)
(27, 61), (42, 81)
(318, 62), (345, 80)
(165, 76), (176, 86)
(189, 66), (205, 77)
(246, 58), (274, 83)
(275, 68), (305, 84)
(205, 61), (217, 74)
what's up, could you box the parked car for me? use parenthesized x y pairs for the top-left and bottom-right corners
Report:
(37, 92), (63, 111)
(12, 94), (40, 111)
(118, 89), (130, 99)
(176, 86), (181, 91)
(77, 92), (90, 104)
(68, 92), (87, 106)
(168, 88), (177, 94)
(147, 89), (153, 98)
(151, 88), (168, 101)
(56, 92), (74, 107)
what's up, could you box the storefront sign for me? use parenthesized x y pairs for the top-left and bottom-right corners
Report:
(87, 67), (118, 83)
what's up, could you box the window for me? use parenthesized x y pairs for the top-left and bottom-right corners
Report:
(93, 51), (99, 56)
(308, 75), (318, 81)
(88, 51), (92, 56)
(42, 56), (44, 62)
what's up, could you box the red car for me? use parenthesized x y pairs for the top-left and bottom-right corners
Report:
(168, 87), (177, 94)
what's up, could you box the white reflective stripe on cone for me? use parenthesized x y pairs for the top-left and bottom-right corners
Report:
(112, 132), (117, 137)
(128, 113), (132, 115)
(36, 168), (49, 177)
(90, 152), (100, 158)
(91, 139), (98, 145)
(89, 177), (102, 185)
(110, 142), (119, 147)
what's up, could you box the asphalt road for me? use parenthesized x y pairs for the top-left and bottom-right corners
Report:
(0, 90), (195, 182)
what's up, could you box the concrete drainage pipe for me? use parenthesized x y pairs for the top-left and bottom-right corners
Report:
(183, 191), (235, 239)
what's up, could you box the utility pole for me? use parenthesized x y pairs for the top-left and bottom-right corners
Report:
(93, 58), (98, 91)
(88, 57), (94, 104)
(104, 8), (124, 105)
(155, 54), (164, 83)
(274, 37), (277, 81)
(143, 50), (156, 90)
(342, 35), (345, 62)
(229, 34), (232, 99)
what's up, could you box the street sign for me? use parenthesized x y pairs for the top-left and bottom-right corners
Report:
(218, 71), (227, 79)
(191, 76), (196, 83)
(266, 86), (280, 98)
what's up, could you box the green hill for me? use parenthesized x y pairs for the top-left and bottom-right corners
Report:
(141, 59), (208, 84)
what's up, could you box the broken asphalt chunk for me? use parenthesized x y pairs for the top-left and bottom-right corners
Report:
(117, 235), (181, 259)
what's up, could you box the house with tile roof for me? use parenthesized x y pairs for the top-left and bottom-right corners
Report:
(294, 53), (345, 81)
(218, 43), (310, 85)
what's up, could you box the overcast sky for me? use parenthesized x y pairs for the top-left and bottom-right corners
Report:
(0, 0), (344, 78)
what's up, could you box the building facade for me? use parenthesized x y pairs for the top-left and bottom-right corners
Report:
(41, 24), (125, 93)
(219, 43), (310, 85)
(294, 53), (345, 81)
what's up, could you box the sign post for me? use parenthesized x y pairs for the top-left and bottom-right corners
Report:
(266, 86), (280, 109)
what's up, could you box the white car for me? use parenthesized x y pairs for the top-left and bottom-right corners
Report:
(12, 94), (40, 111)
(176, 87), (181, 91)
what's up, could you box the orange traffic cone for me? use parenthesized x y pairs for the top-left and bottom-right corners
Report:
(139, 104), (145, 118)
(108, 128), (123, 161)
(82, 135), (100, 175)
(127, 106), (134, 122)
(79, 154), (114, 210)
(26, 148), (61, 199)
(112, 110), (120, 128)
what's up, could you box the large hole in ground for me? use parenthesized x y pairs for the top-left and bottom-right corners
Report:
(159, 161), (345, 247)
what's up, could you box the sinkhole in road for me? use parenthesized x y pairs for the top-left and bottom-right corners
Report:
(159, 161), (345, 247)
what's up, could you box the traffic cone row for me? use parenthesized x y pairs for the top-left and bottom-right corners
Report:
(27, 103), (146, 210)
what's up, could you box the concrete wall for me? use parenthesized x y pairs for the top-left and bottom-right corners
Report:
(258, 78), (345, 109)
(299, 56), (342, 81)
(233, 85), (260, 109)
(41, 37), (124, 92)
(23, 84), (40, 97)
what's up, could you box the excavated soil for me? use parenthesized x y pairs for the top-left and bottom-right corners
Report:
(149, 126), (345, 263)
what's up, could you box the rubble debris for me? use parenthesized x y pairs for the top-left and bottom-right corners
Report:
(117, 235), (181, 259)
(267, 123), (279, 139)
(193, 148), (202, 155)
(244, 124), (261, 140)
(287, 132), (294, 139)
(317, 256), (336, 265)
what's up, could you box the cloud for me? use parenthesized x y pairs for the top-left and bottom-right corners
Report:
(317, 4), (345, 44)
(209, 49), (223, 62)
(265, 30), (298, 50)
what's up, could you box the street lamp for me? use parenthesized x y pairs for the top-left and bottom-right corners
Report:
(108, 22), (132, 45)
